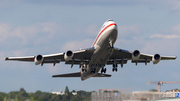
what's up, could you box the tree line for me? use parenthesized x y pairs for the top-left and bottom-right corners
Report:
(0, 86), (92, 101)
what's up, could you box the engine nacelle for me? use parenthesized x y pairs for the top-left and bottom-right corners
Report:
(132, 50), (140, 61)
(152, 54), (161, 64)
(64, 50), (74, 61)
(34, 55), (44, 65)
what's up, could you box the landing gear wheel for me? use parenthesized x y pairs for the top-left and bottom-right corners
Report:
(91, 68), (96, 74)
(91, 71), (95, 74)
(101, 68), (107, 73)
(115, 68), (117, 72)
(101, 69), (103, 74)
(112, 68), (118, 72)
(104, 68), (106, 73)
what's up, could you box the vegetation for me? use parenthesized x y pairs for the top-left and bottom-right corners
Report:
(149, 89), (158, 92)
(0, 87), (92, 101)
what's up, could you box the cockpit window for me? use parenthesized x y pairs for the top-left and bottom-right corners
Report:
(101, 19), (113, 29)
(107, 19), (113, 22)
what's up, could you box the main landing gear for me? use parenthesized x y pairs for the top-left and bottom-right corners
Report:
(112, 64), (118, 72)
(101, 67), (106, 74)
(91, 68), (96, 74)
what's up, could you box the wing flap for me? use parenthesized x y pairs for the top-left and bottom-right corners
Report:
(110, 48), (132, 59)
(106, 59), (127, 65)
(65, 59), (128, 65)
(161, 56), (177, 60)
(43, 59), (61, 63)
(65, 59), (89, 65)
(131, 59), (150, 63)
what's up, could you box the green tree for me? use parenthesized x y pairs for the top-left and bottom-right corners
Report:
(149, 89), (158, 92)
(19, 88), (29, 100)
(77, 90), (91, 101)
(20, 88), (26, 93)
(0, 92), (6, 101)
(65, 86), (70, 95)
(1, 88), (94, 101)
(0, 95), (4, 101)
(112, 90), (119, 93)
(49, 95), (61, 101)
(33, 90), (43, 100)
(71, 90), (76, 93)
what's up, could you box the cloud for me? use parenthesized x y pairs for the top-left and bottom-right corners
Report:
(86, 24), (99, 36)
(167, 0), (180, 12)
(141, 38), (179, 54)
(74, 24), (99, 36)
(0, 23), (12, 42)
(0, 49), (33, 69)
(143, 24), (180, 54)
(0, 22), (64, 45)
(150, 24), (180, 39)
(0, 22), (66, 69)
(0, 22), (99, 59)
(61, 39), (94, 51)
(150, 34), (180, 39)
(172, 24), (180, 33)
(118, 24), (141, 37)
(116, 25), (180, 55)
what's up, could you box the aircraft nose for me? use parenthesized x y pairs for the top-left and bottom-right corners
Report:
(112, 23), (118, 31)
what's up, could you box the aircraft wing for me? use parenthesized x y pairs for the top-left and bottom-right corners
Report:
(4, 47), (95, 65)
(110, 47), (177, 65)
(52, 72), (111, 77)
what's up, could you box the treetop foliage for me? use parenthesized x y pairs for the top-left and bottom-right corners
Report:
(1, 87), (92, 101)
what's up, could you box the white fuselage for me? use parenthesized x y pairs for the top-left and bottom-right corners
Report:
(81, 20), (118, 80)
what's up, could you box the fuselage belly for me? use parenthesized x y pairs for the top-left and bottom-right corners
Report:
(81, 20), (118, 80)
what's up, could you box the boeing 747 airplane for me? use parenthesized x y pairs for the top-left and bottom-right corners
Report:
(4, 19), (177, 81)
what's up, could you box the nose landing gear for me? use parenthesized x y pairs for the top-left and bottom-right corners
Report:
(101, 67), (107, 74)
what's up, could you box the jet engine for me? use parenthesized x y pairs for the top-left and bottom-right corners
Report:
(64, 50), (74, 61)
(132, 50), (140, 61)
(152, 54), (161, 64)
(34, 55), (44, 65)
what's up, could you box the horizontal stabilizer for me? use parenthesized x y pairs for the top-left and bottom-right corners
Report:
(52, 72), (111, 78)
(52, 72), (81, 77)
(93, 73), (111, 77)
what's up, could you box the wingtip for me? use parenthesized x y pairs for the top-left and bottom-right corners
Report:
(52, 75), (56, 77)
(3, 57), (8, 60)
